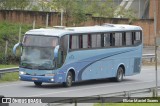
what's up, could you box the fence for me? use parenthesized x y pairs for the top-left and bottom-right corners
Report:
(0, 67), (18, 74)
(47, 87), (160, 106)
(0, 10), (155, 45)
(142, 54), (155, 62)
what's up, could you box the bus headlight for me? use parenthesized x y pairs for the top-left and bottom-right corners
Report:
(50, 79), (54, 82)
(19, 71), (26, 75)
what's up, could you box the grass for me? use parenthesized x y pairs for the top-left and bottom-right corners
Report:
(0, 72), (19, 82)
(0, 64), (18, 69)
(94, 103), (160, 106)
(0, 64), (19, 83)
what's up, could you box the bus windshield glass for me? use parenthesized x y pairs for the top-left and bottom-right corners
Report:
(23, 35), (58, 47)
(21, 35), (59, 70)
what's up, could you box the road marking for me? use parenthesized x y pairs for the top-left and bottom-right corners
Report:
(29, 80), (155, 97)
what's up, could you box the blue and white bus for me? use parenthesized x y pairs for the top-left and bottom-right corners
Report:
(13, 24), (143, 87)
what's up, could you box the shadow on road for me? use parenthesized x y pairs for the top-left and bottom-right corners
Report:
(22, 78), (138, 89)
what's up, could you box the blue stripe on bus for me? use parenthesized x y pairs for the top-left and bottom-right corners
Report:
(77, 49), (137, 80)
(59, 48), (138, 81)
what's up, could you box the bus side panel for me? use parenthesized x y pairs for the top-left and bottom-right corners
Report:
(81, 59), (115, 80)
(61, 46), (142, 82)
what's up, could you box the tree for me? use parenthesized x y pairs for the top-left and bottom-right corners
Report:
(15, 0), (30, 10)
(86, 0), (115, 17)
(50, 0), (88, 26)
(36, 0), (51, 11)
(0, 0), (30, 10)
(114, 6), (137, 24)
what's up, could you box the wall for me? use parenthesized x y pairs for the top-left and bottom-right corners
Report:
(149, 0), (160, 36)
(0, 10), (155, 46)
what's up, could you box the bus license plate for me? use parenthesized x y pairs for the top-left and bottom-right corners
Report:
(32, 78), (38, 81)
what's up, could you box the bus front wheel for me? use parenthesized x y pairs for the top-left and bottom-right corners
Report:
(115, 67), (124, 82)
(34, 82), (42, 86)
(63, 71), (73, 87)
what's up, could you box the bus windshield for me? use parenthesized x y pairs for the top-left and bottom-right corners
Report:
(23, 35), (58, 47)
(21, 35), (59, 70)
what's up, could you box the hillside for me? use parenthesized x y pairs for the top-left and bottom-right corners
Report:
(0, 21), (32, 64)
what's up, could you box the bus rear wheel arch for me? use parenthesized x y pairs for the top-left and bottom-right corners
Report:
(115, 65), (125, 82)
(63, 69), (75, 87)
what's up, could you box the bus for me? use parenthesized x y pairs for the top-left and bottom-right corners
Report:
(13, 24), (143, 87)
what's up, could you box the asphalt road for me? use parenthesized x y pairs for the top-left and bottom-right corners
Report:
(0, 65), (160, 106)
(0, 66), (159, 97)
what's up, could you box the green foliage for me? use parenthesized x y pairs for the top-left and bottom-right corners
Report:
(36, 0), (51, 11)
(50, 0), (88, 26)
(31, 5), (40, 11)
(0, 72), (19, 82)
(114, 6), (137, 24)
(86, 0), (115, 18)
(49, 0), (136, 25)
(0, 21), (32, 64)
(0, 0), (30, 10)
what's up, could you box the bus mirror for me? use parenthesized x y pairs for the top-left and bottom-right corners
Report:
(54, 45), (60, 59)
(13, 43), (22, 56)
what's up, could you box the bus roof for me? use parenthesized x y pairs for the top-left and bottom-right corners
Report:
(25, 24), (142, 37)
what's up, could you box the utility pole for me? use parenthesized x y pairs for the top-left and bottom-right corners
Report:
(46, 13), (49, 28)
(4, 40), (8, 64)
(61, 9), (63, 26)
(154, 0), (158, 97)
(33, 16), (36, 29)
(18, 26), (21, 43)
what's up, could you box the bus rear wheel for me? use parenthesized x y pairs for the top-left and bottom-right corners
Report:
(115, 67), (124, 82)
(63, 71), (73, 87)
(34, 82), (42, 86)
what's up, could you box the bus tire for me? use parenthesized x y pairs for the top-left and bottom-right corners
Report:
(115, 67), (124, 82)
(63, 71), (72, 87)
(34, 82), (42, 86)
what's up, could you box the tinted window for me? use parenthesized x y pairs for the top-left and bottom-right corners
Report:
(82, 35), (88, 48)
(71, 35), (79, 49)
(69, 31), (142, 51)
(104, 33), (110, 47)
(126, 32), (132, 46)
(91, 34), (101, 48)
(23, 35), (58, 47)
(115, 33), (122, 46)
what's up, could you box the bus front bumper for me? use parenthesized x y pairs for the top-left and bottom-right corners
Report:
(19, 75), (55, 83)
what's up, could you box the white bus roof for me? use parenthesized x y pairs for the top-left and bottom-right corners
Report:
(25, 24), (142, 37)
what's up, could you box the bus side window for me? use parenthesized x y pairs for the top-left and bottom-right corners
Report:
(132, 32), (141, 45)
(122, 32), (126, 46)
(115, 33), (122, 46)
(82, 34), (88, 49)
(135, 32), (141, 44)
(71, 35), (79, 49)
(60, 35), (68, 65)
(110, 33), (115, 46)
(101, 34), (104, 47)
(132, 32), (136, 45)
(96, 34), (101, 48)
(91, 33), (101, 48)
(104, 33), (110, 47)
(126, 32), (132, 46)
(91, 34), (97, 48)
(88, 34), (91, 48)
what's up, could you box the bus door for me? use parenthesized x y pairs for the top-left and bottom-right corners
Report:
(58, 35), (69, 67)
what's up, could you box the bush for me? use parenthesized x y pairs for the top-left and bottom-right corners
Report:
(0, 21), (32, 64)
